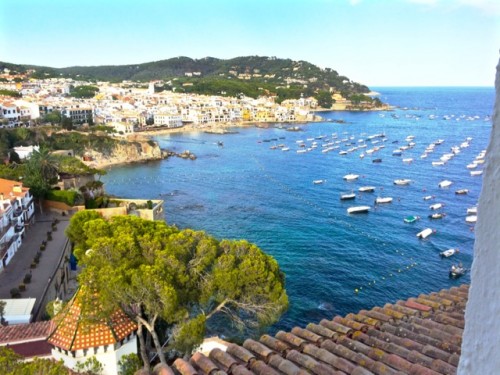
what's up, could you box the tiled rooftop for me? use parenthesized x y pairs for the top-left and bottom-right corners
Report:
(47, 291), (137, 351)
(0, 320), (54, 344)
(172, 284), (468, 375)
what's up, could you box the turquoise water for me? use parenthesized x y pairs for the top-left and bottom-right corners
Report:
(102, 87), (494, 332)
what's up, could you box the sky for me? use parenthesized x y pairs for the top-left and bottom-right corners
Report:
(1, 0), (499, 87)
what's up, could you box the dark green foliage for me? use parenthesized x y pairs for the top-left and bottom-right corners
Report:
(70, 85), (99, 98)
(315, 90), (334, 109)
(0, 346), (68, 374)
(0, 164), (25, 181)
(46, 190), (78, 206)
(10, 288), (20, 298)
(0, 89), (21, 98)
(24, 273), (32, 283)
(118, 353), (142, 375)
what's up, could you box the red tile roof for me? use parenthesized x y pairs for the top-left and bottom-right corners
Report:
(47, 291), (137, 351)
(0, 321), (54, 344)
(171, 284), (469, 375)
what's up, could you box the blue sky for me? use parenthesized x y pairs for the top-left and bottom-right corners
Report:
(1, 0), (498, 86)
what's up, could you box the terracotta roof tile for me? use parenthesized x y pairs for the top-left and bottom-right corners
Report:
(192, 286), (468, 374)
(173, 358), (197, 375)
(0, 321), (53, 344)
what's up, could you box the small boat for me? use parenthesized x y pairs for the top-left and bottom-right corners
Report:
(417, 228), (434, 239)
(470, 170), (483, 176)
(394, 179), (411, 185)
(449, 264), (467, 278)
(429, 212), (446, 219)
(343, 174), (360, 181)
(392, 150), (403, 156)
(375, 197), (393, 204)
(439, 180), (453, 188)
(347, 206), (370, 214)
(440, 248), (459, 258)
(404, 215), (420, 223)
(466, 163), (477, 169)
(297, 149), (307, 154)
(423, 195), (435, 201)
(465, 215), (477, 223)
(359, 186), (376, 193)
(359, 153), (365, 158)
(432, 161), (445, 167)
(402, 158), (413, 163)
(430, 203), (444, 210)
(281, 147), (290, 152)
(467, 207), (477, 215)
(313, 180), (326, 185)
(455, 189), (469, 195)
(372, 158), (382, 163)
(340, 192), (356, 200)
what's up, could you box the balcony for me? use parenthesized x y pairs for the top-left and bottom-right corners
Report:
(13, 208), (23, 218)
(0, 223), (12, 240)
(14, 225), (24, 233)
(22, 196), (34, 210)
(0, 236), (15, 260)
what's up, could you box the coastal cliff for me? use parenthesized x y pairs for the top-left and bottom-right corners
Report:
(83, 138), (166, 169)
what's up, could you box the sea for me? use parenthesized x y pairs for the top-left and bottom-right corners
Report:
(102, 87), (494, 333)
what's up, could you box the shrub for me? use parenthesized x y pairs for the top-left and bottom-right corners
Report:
(40, 244), (46, 251)
(24, 273), (32, 284)
(46, 190), (77, 206)
(10, 288), (20, 298)
(30, 262), (36, 269)
(18, 283), (26, 291)
(147, 200), (153, 209)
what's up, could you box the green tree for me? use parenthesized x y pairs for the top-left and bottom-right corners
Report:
(23, 147), (59, 211)
(315, 90), (333, 109)
(67, 213), (288, 370)
(75, 356), (104, 375)
(118, 353), (142, 375)
(0, 347), (68, 374)
(44, 110), (62, 125)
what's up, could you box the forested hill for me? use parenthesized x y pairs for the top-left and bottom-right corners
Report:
(1, 56), (370, 98)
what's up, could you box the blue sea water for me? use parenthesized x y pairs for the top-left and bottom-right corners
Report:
(102, 87), (494, 332)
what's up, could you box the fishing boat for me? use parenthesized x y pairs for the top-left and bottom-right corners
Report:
(359, 186), (375, 193)
(430, 203), (444, 210)
(375, 197), (393, 204)
(438, 180), (453, 188)
(343, 174), (359, 181)
(313, 180), (326, 185)
(417, 228), (434, 239)
(455, 189), (469, 195)
(465, 215), (477, 223)
(467, 206), (478, 215)
(429, 212), (446, 219)
(440, 248), (459, 258)
(347, 206), (370, 214)
(449, 264), (467, 278)
(423, 195), (435, 201)
(394, 179), (411, 185)
(340, 192), (356, 200)
(404, 215), (420, 223)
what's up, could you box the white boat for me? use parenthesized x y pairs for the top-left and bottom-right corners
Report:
(423, 195), (435, 201)
(347, 206), (370, 214)
(394, 179), (411, 185)
(313, 180), (326, 185)
(281, 147), (290, 151)
(450, 264), (467, 278)
(455, 189), (469, 195)
(430, 203), (444, 210)
(297, 149), (307, 154)
(470, 170), (483, 176)
(438, 180), (453, 188)
(440, 248), (459, 258)
(465, 215), (477, 223)
(417, 228), (434, 239)
(402, 158), (413, 163)
(432, 161), (445, 166)
(340, 192), (356, 200)
(466, 163), (477, 169)
(343, 174), (359, 181)
(375, 197), (393, 204)
(359, 153), (365, 159)
(392, 150), (403, 156)
(467, 207), (477, 215)
(359, 186), (376, 193)
(339, 151), (348, 155)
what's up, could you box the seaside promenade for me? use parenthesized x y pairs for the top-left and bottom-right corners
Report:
(0, 209), (75, 321)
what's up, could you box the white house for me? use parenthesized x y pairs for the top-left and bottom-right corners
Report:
(13, 145), (40, 160)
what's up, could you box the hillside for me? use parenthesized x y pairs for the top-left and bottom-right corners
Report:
(0, 56), (370, 101)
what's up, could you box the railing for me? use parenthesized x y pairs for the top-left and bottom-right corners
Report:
(0, 223), (12, 241)
(22, 197), (34, 210)
(0, 236), (15, 259)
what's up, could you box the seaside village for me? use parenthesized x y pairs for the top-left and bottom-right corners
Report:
(0, 68), (331, 133)
(0, 68), (485, 375)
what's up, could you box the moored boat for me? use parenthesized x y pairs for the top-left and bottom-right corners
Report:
(417, 228), (435, 239)
(375, 197), (393, 204)
(440, 248), (459, 258)
(313, 180), (326, 185)
(429, 212), (446, 219)
(423, 195), (435, 201)
(340, 192), (356, 200)
(343, 174), (360, 181)
(470, 170), (483, 176)
(465, 215), (477, 223)
(467, 206), (477, 215)
(359, 186), (376, 193)
(438, 180), (453, 188)
(430, 203), (444, 210)
(347, 206), (370, 214)
(455, 189), (469, 195)
(372, 158), (382, 163)
(394, 179), (411, 185)
(404, 215), (420, 223)
(449, 264), (467, 278)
